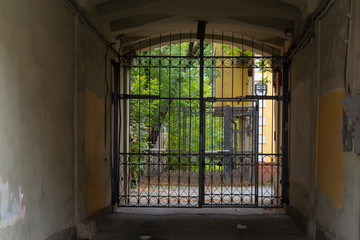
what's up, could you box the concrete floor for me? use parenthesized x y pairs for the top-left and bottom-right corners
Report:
(94, 208), (308, 240)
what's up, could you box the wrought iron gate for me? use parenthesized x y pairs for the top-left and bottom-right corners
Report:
(112, 29), (288, 208)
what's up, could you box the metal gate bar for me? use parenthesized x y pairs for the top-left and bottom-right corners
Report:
(197, 21), (206, 207)
(112, 60), (120, 204)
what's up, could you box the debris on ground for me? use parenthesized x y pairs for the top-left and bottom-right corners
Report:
(236, 224), (248, 230)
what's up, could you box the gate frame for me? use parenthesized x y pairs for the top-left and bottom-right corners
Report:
(111, 29), (289, 208)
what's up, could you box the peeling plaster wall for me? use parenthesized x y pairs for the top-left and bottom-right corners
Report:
(77, 17), (112, 218)
(0, 0), (112, 239)
(317, 90), (345, 208)
(289, 0), (360, 239)
(85, 90), (105, 216)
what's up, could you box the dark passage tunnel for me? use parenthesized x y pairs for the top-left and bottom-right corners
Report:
(1, 0), (360, 239)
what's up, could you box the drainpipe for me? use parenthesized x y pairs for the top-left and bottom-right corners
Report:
(74, 14), (79, 223)
(282, 62), (289, 205)
(344, 0), (354, 96)
(345, 0), (360, 96)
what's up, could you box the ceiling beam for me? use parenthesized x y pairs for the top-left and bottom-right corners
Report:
(96, 0), (303, 22)
(97, 0), (161, 16)
(110, 14), (175, 32)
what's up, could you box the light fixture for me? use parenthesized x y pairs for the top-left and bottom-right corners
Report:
(284, 28), (294, 38)
(236, 57), (250, 66)
(117, 34), (126, 42)
(255, 82), (267, 96)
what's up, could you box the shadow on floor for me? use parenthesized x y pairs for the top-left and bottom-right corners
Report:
(94, 208), (307, 240)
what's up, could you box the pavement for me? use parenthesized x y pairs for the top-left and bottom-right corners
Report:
(93, 208), (308, 240)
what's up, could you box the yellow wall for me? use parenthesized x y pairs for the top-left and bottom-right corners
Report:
(215, 67), (249, 102)
(260, 72), (274, 157)
(317, 90), (344, 207)
(212, 45), (276, 160)
(214, 44), (249, 107)
(85, 90), (105, 216)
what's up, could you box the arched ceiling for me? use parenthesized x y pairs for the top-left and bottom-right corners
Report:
(76, 0), (321, 51)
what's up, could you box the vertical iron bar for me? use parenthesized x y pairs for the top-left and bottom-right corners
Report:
(167, 33), (172, 206)
(282, 61), (289, 204)
(112, 60), (120, 204)
(137, 42), (142, 206)
(183, 106), (187, 169)
(197, 21), (207, 207)
(224, 105), (232, 179)
(210, 31), (215, 205)
(255, 99), (259, 201)
(158, 34), (162, 206)
(254, 100), (259, 206)
(230, 32), (235, 202)
(260, 42), (264, 206)
(220, 31), (224, 204)
(147, 38), (151, 206)
(178, 34), (182, 205)
(188, 30), (192, 205)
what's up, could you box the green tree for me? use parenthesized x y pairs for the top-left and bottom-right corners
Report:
(128, 42), (272, 177)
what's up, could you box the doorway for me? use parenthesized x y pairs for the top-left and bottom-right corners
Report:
(112, 31), (287, 208)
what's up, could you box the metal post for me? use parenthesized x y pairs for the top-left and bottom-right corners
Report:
(282, 62), (289, 205)
(254, 101), (259, 206)
(112, 60), (120, 204)
(183, 106), (187, 171)
(224, 105), (232, 180)
(197, 21), (207, 207)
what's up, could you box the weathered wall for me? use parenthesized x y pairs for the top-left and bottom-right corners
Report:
(0, 1), (75, 239)
(84, 90), (106, 216)
(0, 0), (112, 239)
(289, 1), (360, 239)
(78, 22), (112, 217)
(317, 90), (345, 208)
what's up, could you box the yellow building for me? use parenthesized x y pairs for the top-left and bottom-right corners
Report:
(254, 71), (275, 160)
(213, 46), (275, 162)
(214, 66), (250, 104)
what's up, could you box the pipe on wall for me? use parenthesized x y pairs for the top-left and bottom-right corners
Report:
(73, 14), (80, 223)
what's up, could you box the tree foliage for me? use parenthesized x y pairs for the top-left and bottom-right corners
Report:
(128, 42), (272, 171)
